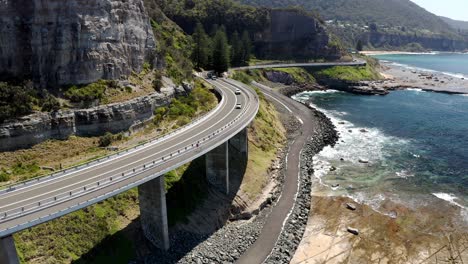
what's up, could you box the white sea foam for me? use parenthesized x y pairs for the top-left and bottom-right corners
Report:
(396, 170), (414, 179)
(387, 61), (468, 80)
(309, 101), (408, 166)
(432, 193), (468, 223)
(406, 88), (424, 92)
(432, 193), (466, 209)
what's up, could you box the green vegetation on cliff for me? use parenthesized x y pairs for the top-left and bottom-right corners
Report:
(10, 81), (217, 263)
(150, 10), (193, 85)
(149, 0), (269, 36)
(239, 0), (455, 34)
(0, 82), (35, 123)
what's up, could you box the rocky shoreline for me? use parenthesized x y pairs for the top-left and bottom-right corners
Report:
(379, 61), (468, 94)
(141, 90), (338, 264)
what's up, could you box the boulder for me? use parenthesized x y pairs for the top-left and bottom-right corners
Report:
(346, 203), (357, 211)
(347, 227), (359, 235)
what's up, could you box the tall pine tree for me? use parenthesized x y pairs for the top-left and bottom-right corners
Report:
(191, 22), (209, 69)
(212, 28), (230, 74)
(240, 30), (252, 65)
(230, 31), (242, 67)
(356, 39), (364, 51)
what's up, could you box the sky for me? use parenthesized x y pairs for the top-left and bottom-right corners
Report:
(410, 0), (468, 21)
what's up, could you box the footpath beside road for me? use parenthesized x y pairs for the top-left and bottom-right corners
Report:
(236, 82), (319, 264)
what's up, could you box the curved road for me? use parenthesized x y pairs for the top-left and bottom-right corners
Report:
(229, 79), (316, 264)
(0, 79), (259, 238)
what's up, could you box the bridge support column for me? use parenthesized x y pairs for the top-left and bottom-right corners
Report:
(206, 142), (230, 194)
(138, 176), (170, 250)
(0, 236), (19, 264)
(229, 128), (248, 154)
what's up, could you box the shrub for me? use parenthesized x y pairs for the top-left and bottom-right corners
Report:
(64, 80), (108, 103)
(41, 95), (61, 112)
(98, 132), (114, 147)
(153, 107), (168, 124)
(0, 172), (10, 182)
(0, 82), (34, 123)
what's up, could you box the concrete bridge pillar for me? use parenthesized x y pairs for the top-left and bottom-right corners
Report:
(0, 236), (19, 264)
(229, 128), (248, 154)
(206, 142), (230, 194)
(138, 176), (170, 250)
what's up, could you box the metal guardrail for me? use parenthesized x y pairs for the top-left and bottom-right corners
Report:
(0, 86), (226, 195)
(0, 80), (258, 234)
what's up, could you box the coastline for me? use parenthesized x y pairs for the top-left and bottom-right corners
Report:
(378, 60), (468, 94)
(282, 63), (468, 262)
(289, 95), (468, 263)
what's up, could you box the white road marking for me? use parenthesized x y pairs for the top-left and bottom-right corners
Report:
(0, 86), (240, 210)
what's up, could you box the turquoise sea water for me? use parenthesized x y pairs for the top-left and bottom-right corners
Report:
(294, 55), (468, 222)
(373, 52), (468, 78)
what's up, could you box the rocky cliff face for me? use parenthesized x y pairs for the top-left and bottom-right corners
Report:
(254, 10), (343, 60)
(362, 32), (467, 51)
(0, 85), (190, 151)
(0, 0), (156, 88)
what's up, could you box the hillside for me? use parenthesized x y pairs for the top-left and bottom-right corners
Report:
(440, 16), (468, 31)
(150, 0), (344, 60)
(239, 0), (453, 33)
(238, 0), (468, 51)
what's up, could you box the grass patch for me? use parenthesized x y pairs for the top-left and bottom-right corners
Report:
(268, 67), (316, 84)
(15, 189), (139, 264)
(242, 87), (286, 199)
(231, 69), (266, 84)
(314, 56), (382, 81)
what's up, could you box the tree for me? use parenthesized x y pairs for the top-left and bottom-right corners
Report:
(240, 30), (252, 65)
(356, 40), (363, 51)
(212, 28), (230, 74)
(230, 31), (242, 67)
(0, 82), (33, 123)
(191, 22), (209, 69)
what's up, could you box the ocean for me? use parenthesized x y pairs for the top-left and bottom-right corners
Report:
(373, 52), (468, 78)
(294, 54), (468, 224)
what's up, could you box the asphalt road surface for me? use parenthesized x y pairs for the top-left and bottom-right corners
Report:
(233, 80), (317, 264)
(0, 79), (259, 238)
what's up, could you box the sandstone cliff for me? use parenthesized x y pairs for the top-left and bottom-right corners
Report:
(254, 10), (343, 60)
(0, 0), (156, 88)
(362, 32), (468, 51)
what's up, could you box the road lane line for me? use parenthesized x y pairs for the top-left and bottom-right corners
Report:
(0, 85), (241, 211)
(0, 87), (229, 196)
(0, 80), (257, 224)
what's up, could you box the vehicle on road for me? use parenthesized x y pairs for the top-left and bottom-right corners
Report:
(236, 103), (242, 109)
(235, 89), (241, 95)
